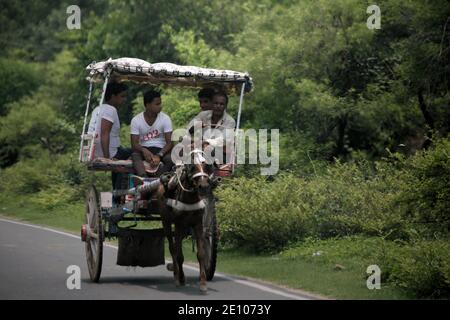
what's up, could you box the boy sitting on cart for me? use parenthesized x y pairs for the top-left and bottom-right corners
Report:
(87, 82), (132, 189)
(131, 90), (174, 178)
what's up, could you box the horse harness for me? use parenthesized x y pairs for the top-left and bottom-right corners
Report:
(163, 149), (211, 212)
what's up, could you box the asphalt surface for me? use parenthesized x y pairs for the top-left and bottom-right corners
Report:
(0, 218), (315, 300)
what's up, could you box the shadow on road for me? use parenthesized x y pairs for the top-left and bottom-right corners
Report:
(81, 275), (227, 296)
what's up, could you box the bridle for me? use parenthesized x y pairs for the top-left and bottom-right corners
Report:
(165, 148), (216, 213)
(189, 149), (211, 180)
(175, 149), (211, 192)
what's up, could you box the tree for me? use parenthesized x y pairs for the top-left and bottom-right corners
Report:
(377, 1), (450, 146)
(0, 58), (40, 116)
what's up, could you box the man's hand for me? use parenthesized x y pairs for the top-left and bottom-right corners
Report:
(152, 154), (161, 166)
(143, 149), (154, 164)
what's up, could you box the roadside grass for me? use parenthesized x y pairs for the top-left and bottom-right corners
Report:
(0, 196), (410, 300)
(206, 248), (411, 300)
(0, 196), (84, 233)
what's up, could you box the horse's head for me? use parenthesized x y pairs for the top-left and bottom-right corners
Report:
(184, 149), (215, 197)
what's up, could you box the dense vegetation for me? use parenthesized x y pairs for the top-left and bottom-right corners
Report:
(0, 0), (449, 298)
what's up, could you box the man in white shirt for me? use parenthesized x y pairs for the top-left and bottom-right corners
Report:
(187, 91), (236, 163)
(131, 90), (174, 177)
(88, 82), (130, 159)
(88, 82), (132, 189)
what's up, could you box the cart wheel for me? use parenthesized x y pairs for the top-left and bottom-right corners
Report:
(85, 185), (103, 282)
(203, 194), (218, 281)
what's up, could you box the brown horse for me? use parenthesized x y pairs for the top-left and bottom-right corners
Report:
(156, 149), (215, 292)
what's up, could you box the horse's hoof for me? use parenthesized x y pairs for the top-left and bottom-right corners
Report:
(199, 283), (208, 293)
(175, 279), (185, 287)
(166, 263), (174, 271)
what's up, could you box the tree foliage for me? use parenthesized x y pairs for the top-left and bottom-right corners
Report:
(1, 0), (449, 298)
(3, 0), (447, 165)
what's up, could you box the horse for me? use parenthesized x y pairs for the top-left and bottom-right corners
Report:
(156, 149), (216, 293)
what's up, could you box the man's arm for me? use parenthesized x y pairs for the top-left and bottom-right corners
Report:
(131, 134), (154, 163)
(158, 132), (173, 157)
(100, 119), (113, 158)
(158, 116), (173, 159)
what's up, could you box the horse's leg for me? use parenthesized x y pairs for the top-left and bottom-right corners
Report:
(163, 218), (177, 277)
(174, 224), (186, 286)
(156, 186), (179, 284)
(193, 220), (207, 293)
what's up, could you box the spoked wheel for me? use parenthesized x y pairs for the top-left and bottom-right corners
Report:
(84, 185), (103, 282)
(203, 193), (218, 281)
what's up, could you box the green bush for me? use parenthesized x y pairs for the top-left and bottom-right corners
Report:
(374, 237), (450, 298)
(216, 159), (409, 252)
(30, 183), (79, 210)
(216, 174), (312, 252)
(217, 138), (450, 254)
(37, 152), (112, 207)
(304, 160), (408, 239)
(0, 154), (54, 194)
(397, 137), (450, 234)
(0, 150), (111, 207)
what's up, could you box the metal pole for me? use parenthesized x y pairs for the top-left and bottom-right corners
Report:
(87, 69), (111, 160)
(99, 68), (112, 106)
(233, 82), (246, 172)
(79, 81), (94, 162)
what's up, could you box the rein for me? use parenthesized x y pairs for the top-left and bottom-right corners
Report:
(175, 149), (209, 192)
(176, 167), (194, 193)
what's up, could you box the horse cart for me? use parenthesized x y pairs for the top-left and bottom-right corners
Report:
(78, 58), (252, 288)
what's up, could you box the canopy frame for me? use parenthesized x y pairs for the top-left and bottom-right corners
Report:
(86, 58), (253, 95)
(80, 58), (251, 172)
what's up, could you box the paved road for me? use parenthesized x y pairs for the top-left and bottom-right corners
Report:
(0, 218), (315, 300)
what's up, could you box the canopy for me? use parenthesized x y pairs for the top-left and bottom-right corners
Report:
(86, 57), (253, 94)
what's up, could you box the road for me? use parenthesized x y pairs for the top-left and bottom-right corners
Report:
(0, 218), (316, 300)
